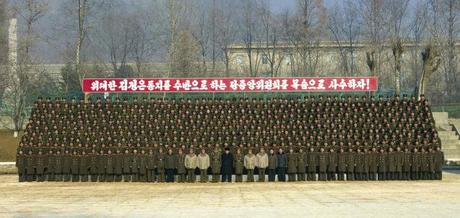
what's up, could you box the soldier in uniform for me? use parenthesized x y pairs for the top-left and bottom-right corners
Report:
(318, 147), (328, 181)
(26, 151), (35, 182)
(105, 150), (114, 182)
(122, 149), (132, 182)
(287, 148), (299, 182)
(427, 147), (436, 180)
(346, 148), (355, 181)
(221, 147), (234, 182)
(411, 148), (421, 180)
(244, 149), (257, 182)
(16, 150), (26, 182)
(306, 147), (317, 181)
(354, 149), (364, 181)
(210, 146), (222, 183)
(256, 148), (268, 182)
(377, 148), (387, 181)
(165, 148), (177, 183)
(337, 148), (346, 181)
(387, 147), (396, 180)
(71, 151), (80, 182)
(79, 151), (89, 182)
(277, 148), (287, 182)
(268, 149), (277, 182)
(35, 151), (46, 182)
(114, 150), (123, 182)
(89, 149), (99, 182)
(402, 147), (412, 180)
(46, 150), (56, 181)
(420, 148), (429, 180)
(296, 148), (306, 181)
(185, 149), (197, 183)
(156, 148), (166, 182)
(369, 148), (378, 181)
(395, 147), (404, 180)
(138, 150), (148, 182)
(98, 150), (107, 182)
(233, 148), (244, 182)
(327, 148), (337, 181)
(434, 147), (444, 180)
(176, 149), (186, 183)
(131, 150), (140, 182)
(147, 150), (157, 182)
(54, 150), (63, 181)
(197, 148), (210, 183)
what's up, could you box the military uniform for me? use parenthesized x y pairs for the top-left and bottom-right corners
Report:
(268, 151), (277, 182)
(411, 149), (421, 180)
(147, 151), (157, 182)
(71, 152), (80, 182)
(79, 152), (89, 182)
(306, 149), (317, 181)
(345, 150), (355, 181)
(54, 151), (63, 181)
(122, 150), (132, 182)
(16, 151), (26, 182)
(62, 151), (72, 182)
(89, 151), (99, 182)
(318, 150), (328, 181)
(377, 150), (387, 180)
(176, 152), (186, 182)
(114, 151), (123, 182)
(297, 151), (306, 181)
(256, 151), (268, 182)
(26, 152), (35, 182)
(402, 149), (412, 180)
(234, 151), (244, 182)
(155, 151), (166, 182)
(105, 151), (114, 182)
(210, 149), (222, 183)
(46, 151), (56, 181)
(327, 150), (337, 181)
(337, 150), (346, 181)
(434, 148), (444, 180)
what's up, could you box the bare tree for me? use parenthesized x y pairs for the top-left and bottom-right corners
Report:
(408, 1), (429, 90)
(282, 0), (327, 76)
(387, 0), (410, 95)
(442, 0), (460, 97)
(215, 0), (238, 76)
(359, 0), (387, 76)
(418, 44), (441, 98)
(242, 0), (263, 76)
(327, 0), (361, 76)
(260, 0), (284, 77)
(0, 0), (9, 103)
(3, 0), (47, 137)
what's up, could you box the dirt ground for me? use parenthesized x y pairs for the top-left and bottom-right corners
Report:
(0, 172), (459, 218)
(0, 130), (20, 162)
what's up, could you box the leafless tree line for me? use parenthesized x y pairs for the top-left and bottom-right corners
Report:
(1, 0), (460, 134)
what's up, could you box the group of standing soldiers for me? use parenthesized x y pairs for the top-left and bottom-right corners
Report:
(16, 95), (444, 183)
(16, 144), (444, 183)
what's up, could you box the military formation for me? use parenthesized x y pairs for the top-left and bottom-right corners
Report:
(16, 95), (444, 182)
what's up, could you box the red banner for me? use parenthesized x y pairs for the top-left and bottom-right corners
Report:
(82, 77), (378, 93)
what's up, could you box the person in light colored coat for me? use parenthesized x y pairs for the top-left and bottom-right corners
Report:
(244, 149), (257, 182)
(256, 148), (269, 182)
(197, 149), (210, 183)
(185, 149), (197, 183)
